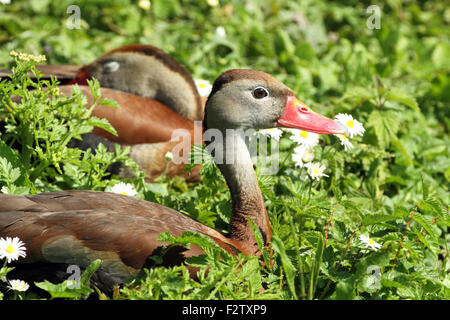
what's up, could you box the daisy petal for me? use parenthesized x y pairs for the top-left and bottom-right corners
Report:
(334, 113), (365, 138)
(292, 145), (314, 168)
(334, 134), (354, 151)
(287, 129), (319, 147)
(110, 182), (137, 197)
(9, 279), (30, 292)
(194, 79), (213, 97)
(359, 234), (382, 251)
(0, 237), (27, 263)
(307, 162), (328, 180)
(255, 128), (284, 141)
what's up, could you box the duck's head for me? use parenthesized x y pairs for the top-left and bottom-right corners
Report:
(204, 69), (347, 135)
(72, 45), (203, 120)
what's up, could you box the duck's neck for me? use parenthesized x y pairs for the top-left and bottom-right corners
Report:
(139, 56), (203, 121)
(154, 71), (202, 121)
(213, 130), (272, 254)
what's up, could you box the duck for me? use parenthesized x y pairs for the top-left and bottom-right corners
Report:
(1, 45), (206, 182)
(0, 69), (347, 294)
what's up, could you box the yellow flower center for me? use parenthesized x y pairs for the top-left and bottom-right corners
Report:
(369, 238), (374, 244)
(346, 120), (354, 128)
(313, 169), (319, 175)
(121, 192), (128, 195)
(6, 244), (15, 254)
(199, 83), (206, 88)
(300, 131), (308, 138)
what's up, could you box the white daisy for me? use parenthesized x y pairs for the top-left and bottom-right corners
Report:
(215, 26), (227, 38)
(0, 0), (11, 5)
(110, 182), (137, 197)
(207, 0), (219, 7)
(1, 186), (8, 194)
(334, 113), (365, 138)
(255, 128), (284, 141)
(138, 0), (151, 10)
(291, 145), (314, 168)
(9, 279), (29, 292)
(0, 237), (27, 263)
(164, 151), (174, 162)
(334, 134), (354, 151)
(195, 79), (213, 97)
(288, 129), (319, 147)
(359, 235), (382, 251)
(307, 162), (328, 180)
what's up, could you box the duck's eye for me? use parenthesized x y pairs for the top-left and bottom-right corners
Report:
(253, 87), (269, 99)
(103, 61), (120, 73)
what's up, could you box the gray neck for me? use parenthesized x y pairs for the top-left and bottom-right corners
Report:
(99, 53), (203, 121)
(211, 130), (271, 251)
(143, 57), (202, 120)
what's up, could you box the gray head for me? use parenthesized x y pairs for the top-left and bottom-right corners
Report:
(204, 69), (347, 135)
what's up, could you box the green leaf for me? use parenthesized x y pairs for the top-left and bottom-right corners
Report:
(342, 86), (375, 100)
(330, 276), (356, 300)
(80, 259), (102, 286)
(34, 280), (91, 299)
(367, 110), (400, 149)
(271, 236), (298, 299)
(384, 88), (420, 112)
(411, 214), (438, 243)
(355, 250), (390, 278)
(362, 214), (398, 225)
(34, 260), (101, 299)
(87, 78), (101, 102)
(391, 136), (413, 166)
(432, 42), (450, 68)
(309, 232), (324, 300)
(87, 117), (117, 136)
(98, 98), (121, 108)
(157, 231), (228, 256)
(248, 217), (271, 271)
(146, 182), (169, 196)
(248, 218), (264, 252)
(276, 29), (295, 56)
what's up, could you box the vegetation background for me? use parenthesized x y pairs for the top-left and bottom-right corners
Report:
(0, 0), (448, 300)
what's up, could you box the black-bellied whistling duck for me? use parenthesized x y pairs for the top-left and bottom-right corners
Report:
(0, 69), (346, 293)
(2, 45), (206, 181)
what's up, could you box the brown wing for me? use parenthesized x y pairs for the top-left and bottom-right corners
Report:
(58, 85), (196, 145)
(59, 86), (203, 182)
(0, 190), (233, 278)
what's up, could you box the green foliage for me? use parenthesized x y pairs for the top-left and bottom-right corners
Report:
(0, 56), (144, 194)
(0, 0), (448, 300)
(120, 231), (278, 299)
(34, 260), (102, 299)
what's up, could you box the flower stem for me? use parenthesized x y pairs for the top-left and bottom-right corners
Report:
(324, 204), (338, 248)
(394, 201), (422, 265)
